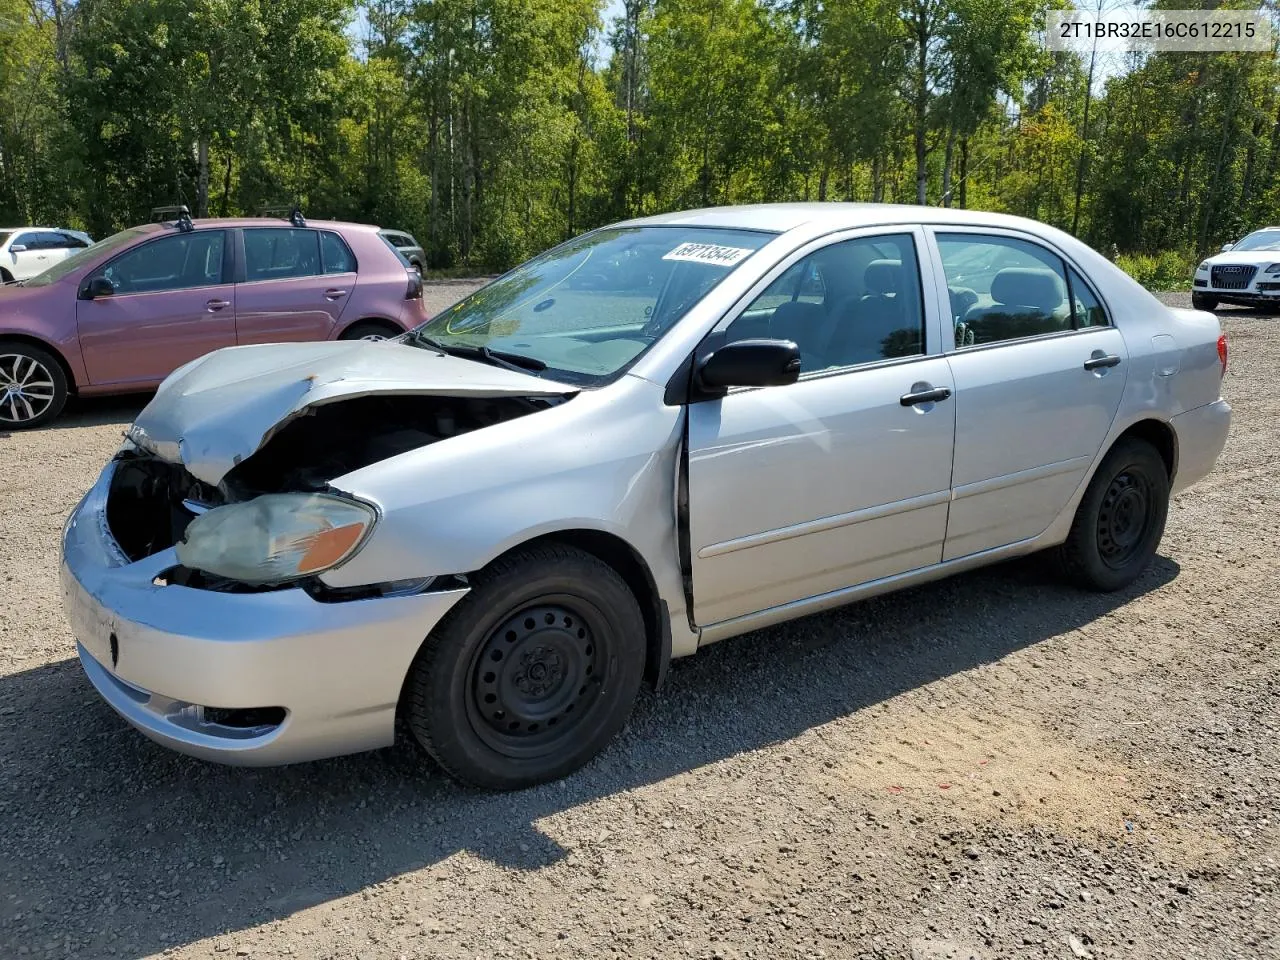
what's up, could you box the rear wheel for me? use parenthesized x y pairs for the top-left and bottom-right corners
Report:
(1059, 438), (1169, 592)
(0, 342), (68, 429)
(338, 320), (401, 342)
(404, 544), (646, 790)
(1191, 292), (1218, 311)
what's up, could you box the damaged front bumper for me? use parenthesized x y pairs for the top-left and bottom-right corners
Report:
(61, 461), (469, 766)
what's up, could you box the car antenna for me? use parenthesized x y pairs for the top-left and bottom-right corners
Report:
(257, 203), (307, 229)
(151, 205), (194, 233)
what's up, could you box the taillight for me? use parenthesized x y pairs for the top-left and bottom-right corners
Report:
(405, 270), (423, 300)
(1217, 333), (1228, 377)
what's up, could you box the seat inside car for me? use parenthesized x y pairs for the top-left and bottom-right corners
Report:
(963, 267), (1069, 344)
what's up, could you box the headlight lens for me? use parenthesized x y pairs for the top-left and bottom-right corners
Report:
(1197, 261), (1210, 272)
(1265, 263), (1280, 274)
(176, 493), (376, 585)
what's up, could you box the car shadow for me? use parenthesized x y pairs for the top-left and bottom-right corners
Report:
(0, 554), (1179, 957)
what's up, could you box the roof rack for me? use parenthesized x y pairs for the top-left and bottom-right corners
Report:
(257, 204), (307, 229)
(151, 205), (194, 233)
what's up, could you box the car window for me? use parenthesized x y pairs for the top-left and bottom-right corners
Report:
(1068, 267), (1108, 328)
(938, 234), (1071, 347)
(96, 231), (226, 294)
(59, 232), (90, 249)
(244, 228), (321, 282)
(413, 226), (775, 385)
(1232, 229), (1280, 252)
(321, 231), (356, 274)
(22, 227), (147, 287)
(12, 232), (39, 250)
(379, 233), (412, 266)
(34, 231), (71, 249)
(723, 233), (925, 374)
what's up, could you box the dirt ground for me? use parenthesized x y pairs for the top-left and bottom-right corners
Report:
(0, 290), (1276, 960)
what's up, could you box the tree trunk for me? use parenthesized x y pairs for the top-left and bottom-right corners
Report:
(912, 0), (929, 205)
(218, 152), (232, 216)
(1070, 40), (1097, 235)
(196, 136), (210, 218)
(941, 124), (957, 207)
(872, 154), (884, 202)
(958, 137), (969, 208)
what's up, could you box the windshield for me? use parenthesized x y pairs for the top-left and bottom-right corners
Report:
(1232, 229), (1280, 252)
(22, 227), (146, 286)
(408, 226), (774, 385)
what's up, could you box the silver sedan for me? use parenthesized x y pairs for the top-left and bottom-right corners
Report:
(61, 204), (1232, 789)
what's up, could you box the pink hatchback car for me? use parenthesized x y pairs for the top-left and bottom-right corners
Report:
(0, 207), (428, 428)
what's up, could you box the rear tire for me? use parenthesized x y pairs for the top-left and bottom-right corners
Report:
(1191, 292), (1218, 311)
(404, 544), (646, 790)
(0, 341), (68, 429)
(1059, 438), (1169, 592)
(338, 320), (401, 341)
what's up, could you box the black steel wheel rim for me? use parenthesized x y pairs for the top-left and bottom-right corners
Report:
(1096, 467), (1152, 569)
(465, 595), (608, 759)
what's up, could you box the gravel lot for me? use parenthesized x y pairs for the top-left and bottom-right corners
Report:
(1, 289), (1276, 960)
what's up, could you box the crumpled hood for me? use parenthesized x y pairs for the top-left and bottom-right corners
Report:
(128, 339), (577, 485)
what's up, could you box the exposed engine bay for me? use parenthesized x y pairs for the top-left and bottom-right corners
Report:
(106, 393), (568, 564)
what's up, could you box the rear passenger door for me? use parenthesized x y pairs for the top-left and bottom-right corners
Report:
(233, 227), (356, 344)
(927, 228), (1128, 560)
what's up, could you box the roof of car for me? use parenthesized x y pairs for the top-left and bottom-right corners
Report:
(135, 218), (383, 234)
(617, 202), (1055, 234)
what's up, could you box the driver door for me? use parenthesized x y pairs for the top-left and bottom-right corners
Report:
(685, 229), (957, 626)
(76, 230), (236, 386)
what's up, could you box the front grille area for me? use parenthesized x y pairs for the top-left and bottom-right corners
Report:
(106, 455), (223, 561)
(1211, 264), (1257, 290)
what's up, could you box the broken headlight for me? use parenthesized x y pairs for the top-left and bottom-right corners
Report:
(175, 493), (376, 585)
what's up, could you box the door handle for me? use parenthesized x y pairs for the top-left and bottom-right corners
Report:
(324, 288), (347, 300)
(900, 386), (952, 406)
(1083, 353), (1121, 371)
(206, 298), (231, 311)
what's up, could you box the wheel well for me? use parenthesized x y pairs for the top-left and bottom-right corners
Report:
(0, 334), (77, 395)
(340, 317), (402, 338)
(0, 267), (13, 283)
(505, 530), (667, 689)
(1115, 418), (1177, 480)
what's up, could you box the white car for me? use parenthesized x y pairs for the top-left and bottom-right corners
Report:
(1192, 226), (1280, 310)
(61, 203), (1231, 789)
(0, 227), (94, 284)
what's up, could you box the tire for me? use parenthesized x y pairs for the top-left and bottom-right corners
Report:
(338, 320), (400, 342)
(410, 260), (424, 278)
(1059, 438), (1170, 592)
(404, 543), (647, 790)
(1191, 292), (1218, 311)
(0, 267), (13, 284)
(0, 341), (68, 429)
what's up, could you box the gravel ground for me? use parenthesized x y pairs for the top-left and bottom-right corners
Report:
(0, 288), (1276, 960)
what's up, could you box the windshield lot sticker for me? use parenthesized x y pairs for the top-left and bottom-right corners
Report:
(663, 242), (753, 266)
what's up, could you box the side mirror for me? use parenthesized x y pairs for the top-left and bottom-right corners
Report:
(1221, 242), (1234, 252)
(697, 338), (801, 392)
(84, 276), (115, 300)
(9, 244), (27, 253)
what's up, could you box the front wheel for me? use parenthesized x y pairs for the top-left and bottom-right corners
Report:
(1191, 292), (1218, 311)
(1059, 438), (1170, 592)
(404, 544), (646, 790)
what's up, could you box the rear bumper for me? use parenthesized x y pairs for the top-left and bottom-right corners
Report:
(61, 461), (468, 766)
(1170, 398), (1231, 495)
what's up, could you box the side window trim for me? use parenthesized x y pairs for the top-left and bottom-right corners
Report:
(924, 225), (1114, 352)
(698, 225), (940, 387)
(83, 230), (229, 296)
